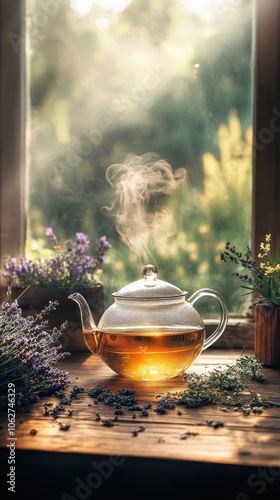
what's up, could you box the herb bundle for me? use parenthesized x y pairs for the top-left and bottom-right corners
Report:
(0, 294), (70, 409)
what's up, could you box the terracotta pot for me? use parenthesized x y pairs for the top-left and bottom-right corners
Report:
(4, 285), (104, 352)
(254, 303), (280, 368)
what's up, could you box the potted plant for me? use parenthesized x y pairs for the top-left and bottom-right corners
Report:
(1, 228), (111, 352)
(220, 234), (280, 368)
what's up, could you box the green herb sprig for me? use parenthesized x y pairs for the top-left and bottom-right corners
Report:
(157, 354), (279, 409)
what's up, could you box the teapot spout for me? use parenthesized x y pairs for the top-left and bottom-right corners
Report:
(69, 292), (101, 353)
(69, 292), (97, 332)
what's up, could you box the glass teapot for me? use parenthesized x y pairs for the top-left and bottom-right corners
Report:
(69, 264), (228, 381)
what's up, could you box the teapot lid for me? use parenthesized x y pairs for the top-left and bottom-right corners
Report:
(112, 264), (187, 299)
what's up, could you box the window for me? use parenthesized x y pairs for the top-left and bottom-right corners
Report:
(24, 0), (254, 316)
(1, 0), (280, 324)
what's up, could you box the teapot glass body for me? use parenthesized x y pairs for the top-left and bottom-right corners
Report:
(69, 265), (228, 381)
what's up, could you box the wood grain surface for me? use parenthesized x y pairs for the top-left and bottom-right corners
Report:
(1, 349), (279, 468)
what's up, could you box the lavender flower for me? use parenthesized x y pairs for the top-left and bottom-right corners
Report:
(2, 229), (111, 288)
(0, 294), (70, 408)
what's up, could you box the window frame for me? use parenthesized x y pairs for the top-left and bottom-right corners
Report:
(0, 0), (26, 270)
(0, 0), (279, 327)
(252, 0), (280, 259)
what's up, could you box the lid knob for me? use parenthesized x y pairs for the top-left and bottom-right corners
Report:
(142, 264), (158, 287)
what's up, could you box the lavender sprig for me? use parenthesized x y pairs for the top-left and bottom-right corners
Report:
(0, 294), (70, 409)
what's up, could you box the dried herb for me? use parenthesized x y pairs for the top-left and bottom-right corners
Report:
(88, 385), (138, 408)
(180, 431), (199, 439)
(157, 354), (273, 409)
(132, 426), (146, 437)
(59, 422), (71, 431)
(101, 419), (115, 427)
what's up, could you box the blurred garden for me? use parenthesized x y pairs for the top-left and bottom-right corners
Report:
(26, 0), (253, 314)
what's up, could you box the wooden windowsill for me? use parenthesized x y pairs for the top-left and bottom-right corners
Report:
(205, 316), (255, 349)
(1, 345), (279, 499)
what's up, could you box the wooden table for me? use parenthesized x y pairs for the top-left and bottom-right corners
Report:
(1, 349), (280, 499)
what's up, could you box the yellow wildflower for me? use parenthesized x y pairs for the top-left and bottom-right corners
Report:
(221, 233), (280, 306)
(265, 264), (280, 276)
(259, 238), (270, 255)
(264, 267), (274, 276)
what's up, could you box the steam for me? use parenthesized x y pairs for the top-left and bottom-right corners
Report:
(104, 152), (188, 262)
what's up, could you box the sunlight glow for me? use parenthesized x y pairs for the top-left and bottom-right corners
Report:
(71, 0), (131, 17)
(178, 0), (216, 20)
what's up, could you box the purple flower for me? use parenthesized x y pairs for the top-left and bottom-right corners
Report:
(45, 227), (58, 245)
(2, 228), (111, 288)
(0, 298), (69, 409)
(76, 232), (89, 245)
(45, 227), (54, 237)
(100, 235), (112, 249)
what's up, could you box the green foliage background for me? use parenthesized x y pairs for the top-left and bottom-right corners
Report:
(26, 0), (253, 314)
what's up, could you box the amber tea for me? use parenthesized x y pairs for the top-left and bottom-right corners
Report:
(83, 327), (205, 381)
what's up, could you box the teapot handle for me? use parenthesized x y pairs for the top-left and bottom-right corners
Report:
(188, 288), (228, 350)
